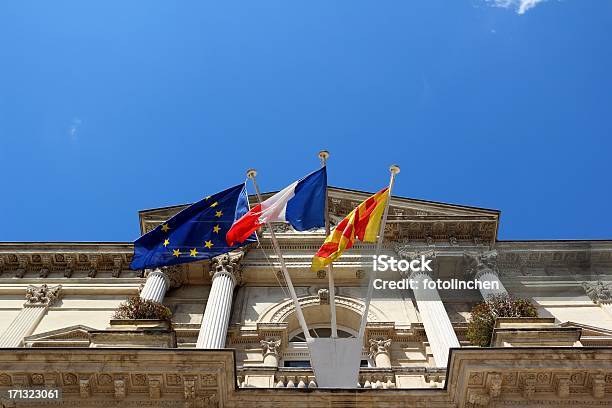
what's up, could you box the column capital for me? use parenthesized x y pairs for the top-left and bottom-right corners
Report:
(463, 250), (499, 279)
(210, 251), (244, 285)
(24, 284), (62, 307)
(394, 243), (437, 280)
(144, 266), (185, 289)
(394, 241), (436, 262)
(368, 338), (391, 359)
(260, 338), (282, 357)
(582, 281), (612, 305)
(409, 269), (432, 281)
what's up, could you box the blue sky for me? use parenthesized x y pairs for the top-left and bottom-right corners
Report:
(0, 1), (611, 242)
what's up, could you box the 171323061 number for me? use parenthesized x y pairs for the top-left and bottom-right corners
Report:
(5, 388), (62, 400)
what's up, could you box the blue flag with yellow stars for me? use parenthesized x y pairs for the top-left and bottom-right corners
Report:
(130, 183), (256, 270)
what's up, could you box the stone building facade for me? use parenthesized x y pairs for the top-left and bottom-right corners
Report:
(0, 187), (611, 407)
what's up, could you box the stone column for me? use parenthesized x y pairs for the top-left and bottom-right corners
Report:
(0, 284), (61, 348)
(196, 252), (243, 349)
(139, 266), (184, 303)
(261, 339), (281, 367)
(140, 269), (170, 302)
(369, 338), (392, 368)
(464, 251), (508, 299)
(410, 271), (460, 367)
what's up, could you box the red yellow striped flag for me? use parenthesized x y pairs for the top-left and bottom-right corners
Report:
(311, 188), (389, 271)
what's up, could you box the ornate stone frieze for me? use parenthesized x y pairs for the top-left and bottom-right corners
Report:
(0, 248), (134, 278)
(0, 348), (610, 406)
(582, 281), (612, 304)
(25, 284), (62, 306)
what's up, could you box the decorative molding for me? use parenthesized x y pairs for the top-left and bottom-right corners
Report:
(0, 247), (134, 279)
(267, 295), (380, 324)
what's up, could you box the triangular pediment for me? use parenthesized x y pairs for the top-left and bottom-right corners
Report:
(560, 321), (612, 338)
(138, 186), (500, 244)
(24, 325), (94, 347)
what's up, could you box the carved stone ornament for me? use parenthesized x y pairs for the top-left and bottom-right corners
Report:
(114, 379), (126, 399)
(210, 252), (244, 284)
(260, 339), (281, 356)
(317, 288), (329, 305)
(368, 338), (391, 359)
(582, 281), (612, 304)
(394, 241), (436, 262)
(25, 284), (62, 306)
(464, 250), (499, 278)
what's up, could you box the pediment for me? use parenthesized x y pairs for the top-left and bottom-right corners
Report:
(560, 321), (612, 338)
(24, 325), (94, 347)
(138, 186), (500, 244)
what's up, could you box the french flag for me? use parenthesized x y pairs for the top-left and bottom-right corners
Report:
(226, 167), (327, 246)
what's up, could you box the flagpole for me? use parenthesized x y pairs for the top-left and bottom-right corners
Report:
(318, 150), (338, 338)
(246, 169), (312, 341)
(357, 164), (400, 340)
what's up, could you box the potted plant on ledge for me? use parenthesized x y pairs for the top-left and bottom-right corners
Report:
(466, 294), (538, 347)
(110, 296), (173, 331)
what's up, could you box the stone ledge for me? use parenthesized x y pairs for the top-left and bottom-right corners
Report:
(0, 347), (610, 406)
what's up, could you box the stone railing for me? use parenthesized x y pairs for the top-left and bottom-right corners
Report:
(236, 367), (446, 389)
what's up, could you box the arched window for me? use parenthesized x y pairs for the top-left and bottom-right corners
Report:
(283, 325), (371, 368)
(289, 327), (354, 342)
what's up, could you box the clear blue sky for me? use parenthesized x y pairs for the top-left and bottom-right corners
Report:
(1, 1), (611, 242)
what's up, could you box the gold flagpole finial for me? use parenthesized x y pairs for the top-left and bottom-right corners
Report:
(318, 150), (330, 166)
(246, 169), (258, 179)
(390, 164), (400, 175)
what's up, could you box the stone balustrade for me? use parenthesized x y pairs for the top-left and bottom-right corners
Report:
(236, 367), (446, 389)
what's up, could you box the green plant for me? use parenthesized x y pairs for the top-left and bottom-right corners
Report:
(466, 294), (537, 347)
(112, 296), (172, 322)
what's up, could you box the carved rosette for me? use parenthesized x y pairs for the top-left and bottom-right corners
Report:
(24, 284), (62, 306)
(210, 252), (244, 285)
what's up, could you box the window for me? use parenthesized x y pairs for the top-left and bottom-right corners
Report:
(283, 360), (311, 368)
(289, 328), (354, 342)
(283, 359), (370, 368)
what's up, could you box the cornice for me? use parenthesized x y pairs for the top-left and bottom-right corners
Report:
(138, 189), (501, 245)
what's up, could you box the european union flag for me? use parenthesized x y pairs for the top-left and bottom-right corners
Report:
(130, 183), (256, 270)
